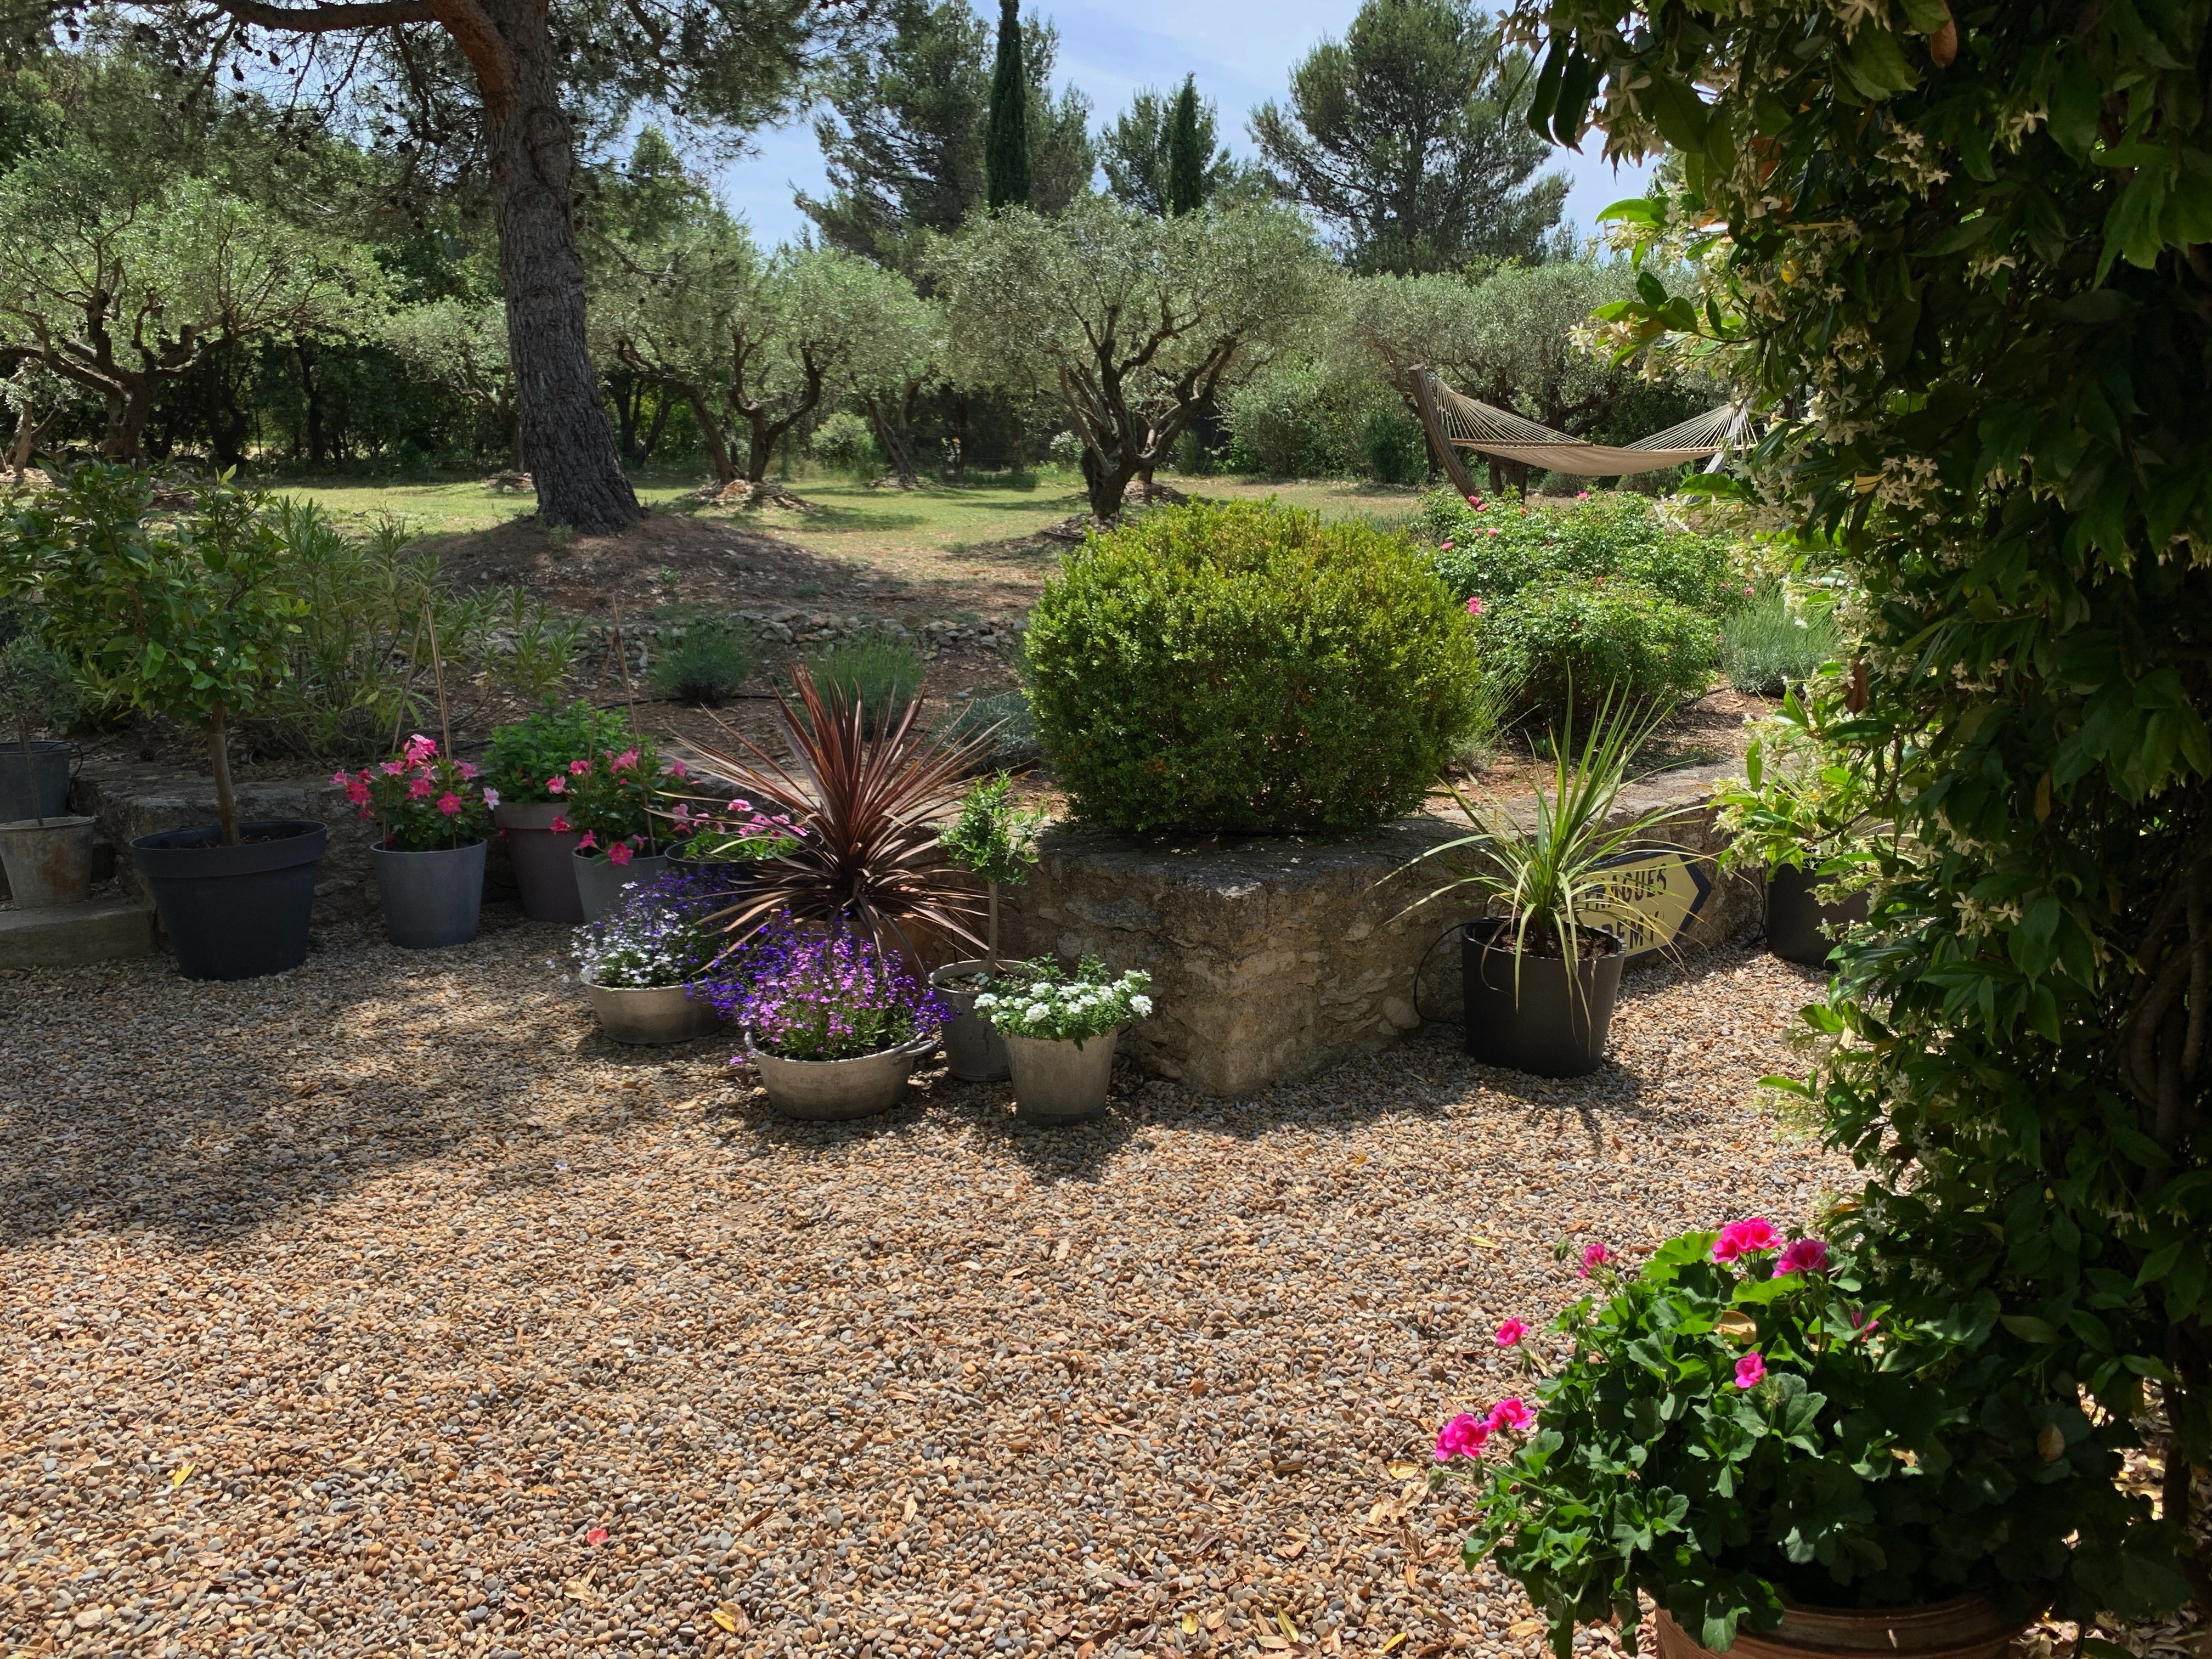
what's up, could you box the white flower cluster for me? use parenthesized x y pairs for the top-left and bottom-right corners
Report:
(972, 961), (1154, 1044)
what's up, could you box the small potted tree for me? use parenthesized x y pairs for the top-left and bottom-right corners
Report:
(973, 956), (1152, 1122)
(484, 701), (631, 923)
(571, 870), (725, 1045)
(564, 736), (672, 920)
(8, 467), (324, 979)
(0, 622), (94, 908)
(1396, 689), (1694, 1077)
(336, 733), (496, 949)
(931, 772), (1049, 1081)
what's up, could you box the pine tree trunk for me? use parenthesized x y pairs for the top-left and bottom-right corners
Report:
(482, 0), (641, 535)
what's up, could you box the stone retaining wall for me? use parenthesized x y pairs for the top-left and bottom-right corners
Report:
(1000, 761), (1760, 1098)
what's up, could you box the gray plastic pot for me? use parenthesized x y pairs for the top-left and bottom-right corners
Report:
(0, 814), (95, 908)
(574, 849), (670, 922)
(1461, 917), (1624, 1078)
(493, 800), (583, 923)
(747, 1029), (938, 1121)
(929, 958), (1012, 1081)
(583, 973), (720, 1045)
(131, 820), (326, 981)
(0, 740), (70, 825)
(370, 839), (487, 949)
(1764, 864), (1869, 966)
(1005, 1028), (1121, 1123)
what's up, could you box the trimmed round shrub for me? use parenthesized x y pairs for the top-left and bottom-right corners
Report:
(1474, 578), (1719, 726)
(1024, 500), (1483, 834)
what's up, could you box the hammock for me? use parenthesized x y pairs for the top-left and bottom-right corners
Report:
(1409, 366), (1754, 487)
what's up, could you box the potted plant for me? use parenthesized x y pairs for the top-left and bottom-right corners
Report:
(707, 923), (947, 1120)
(931, 771), (1050, 1081)
(484, 701), (630, 923)
(973, 956), (1152, 1123)
(1712, 681), (1876, 967)
(0, 621), (94, 908)
(335, 732), (496, 949)
(1396, 689), (1694, 1077)
(0, 610), (70, 827)
(662, 782), (806, 881)
(6, 467), (324, 979)
(1434, 1220), (2178, 1659)
(570, 869), (725, 1045)
(563, 736), (673, 919)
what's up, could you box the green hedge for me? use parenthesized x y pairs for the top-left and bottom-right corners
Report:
(1024, 500), (1483, 833)
(1417, 489), (1748, 614)
(1472, 578), (1720, 726)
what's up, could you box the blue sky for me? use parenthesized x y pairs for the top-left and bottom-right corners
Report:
(711, 0), (1654, 249)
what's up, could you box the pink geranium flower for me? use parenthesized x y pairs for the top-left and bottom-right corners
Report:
(1579, 1242), (1614, 1277)
(436, 792), (462, 817)
(1494, 1318), (1528, 1347)
(1486, 1398), (1533, 1434)
(1712, 1218), (1783, 1264)
(1776, 1238), (1831, 1277)
(1735, 1353), (1767, 1389)
(1434, 1413), (1490, 1462)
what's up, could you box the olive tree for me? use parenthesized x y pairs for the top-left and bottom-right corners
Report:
(929, 196), (1331, 519)
(382, 298), (520, 469)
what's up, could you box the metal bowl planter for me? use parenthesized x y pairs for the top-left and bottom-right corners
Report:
(1764, 863), (1870, 966)
(1003, 1028), (1122, 1123)
(370, 840), (487, 950)
(131, 819), (328, 981)
(582, 971), (721, 1045)
(574, 848), (670, 922)
(0, 814), (96, 908)
(928, 958), (1012, 1082)
(1460, 917), (1624, 1079)
(746, 1028), (940, 1121)
(1654, 1596), (2022, 1659)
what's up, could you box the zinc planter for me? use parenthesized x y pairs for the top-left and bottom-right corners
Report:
(370, 840), (487, 950)
(929, 958), (1011, 1082)
(0, 814), (95, 908)
(1004, 1028), (1121, 1124)
(583, 972), (720, 1045)
(0, 740), (70, 824)
(493, 801), (584, 923)
(574, 849), (670, 922)
(131, 819), (327, 981)
(1460, 917), (1624, 1079)
(1765, 863), (1870, 966)
(748, 1030), (939, 1121)
(1655, 1597), (2022, 1659)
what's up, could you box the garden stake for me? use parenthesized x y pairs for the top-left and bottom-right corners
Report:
(611, 601), (639, 727)
(388, 608), (426, 757)
(421, 599), (455, 760)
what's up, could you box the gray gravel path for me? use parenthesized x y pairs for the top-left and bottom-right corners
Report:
(0, 924), (1845, 1659)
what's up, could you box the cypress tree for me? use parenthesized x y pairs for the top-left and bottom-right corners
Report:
(1166, 75), (1205, 216)
(984, 0), (1031, 211)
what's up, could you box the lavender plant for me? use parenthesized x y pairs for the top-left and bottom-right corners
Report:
(571, 870), (728, 989)
(709, 924), (947, 1062)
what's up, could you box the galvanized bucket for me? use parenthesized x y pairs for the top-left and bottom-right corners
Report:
(1005, 1028), (1121, 1124)
(0, 815), (95, 908)
(583, 973), (721, 1045)
(748, 1029), (939, 1120)
(929, 957), (1012, 1081)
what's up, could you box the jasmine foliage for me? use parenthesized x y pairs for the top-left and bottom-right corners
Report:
(1457, 1229), (2170, 1659)
(973, 956), (1152, 1045)
(1024, 499), (1483, 833)
(1511, 0), (2212, 1616)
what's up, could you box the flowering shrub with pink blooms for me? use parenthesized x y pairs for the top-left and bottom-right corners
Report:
(1436, 1220), (2172, 1659)
(484, 702), (631, 806)
(561, 737), (667, 859)
(334, 735), (495, 851)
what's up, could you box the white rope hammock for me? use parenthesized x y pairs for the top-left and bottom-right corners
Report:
(1411, 367), (1755, 478)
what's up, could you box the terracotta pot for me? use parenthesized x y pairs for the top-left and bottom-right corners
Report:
(1654, 1598), (2022, 1659)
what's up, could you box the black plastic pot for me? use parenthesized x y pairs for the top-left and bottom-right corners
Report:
(1461, 917), (1626, 1078)
(0, 738), (70, 823)
(1765, 865), (1869, 966)
(132, 820), (328, 980)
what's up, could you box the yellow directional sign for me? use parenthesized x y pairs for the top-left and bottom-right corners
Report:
(1590, 849), (1713, 960)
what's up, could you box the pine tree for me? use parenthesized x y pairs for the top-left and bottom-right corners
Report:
(1166, 76), (1205, 216)
(984, 0), (1031, 211)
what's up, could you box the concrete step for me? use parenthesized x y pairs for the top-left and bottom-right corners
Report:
(0, 896), (161, 968)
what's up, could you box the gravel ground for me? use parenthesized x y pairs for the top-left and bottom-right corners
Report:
(0, 924), (1844, 1659)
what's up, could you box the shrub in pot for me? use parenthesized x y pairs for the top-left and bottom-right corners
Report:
(973, 957), (1152, 1123)
(0, 621), (93, 907)
(661, 791), (804, 877)
(932, 772), (1051, 1082)
(1397, 689), (1694, 1077)
(1436, 1220), (2180, 1659)
(483, 701), (630, 923)
(570, 870), (726, 1045)
(335, 733), (495, 949)
(706, 924), (948, 1120)
(6, 467), (323, 978)
(562, 736), (674, 919)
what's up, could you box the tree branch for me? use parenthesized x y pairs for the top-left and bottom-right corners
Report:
(212, 0), (438, 32)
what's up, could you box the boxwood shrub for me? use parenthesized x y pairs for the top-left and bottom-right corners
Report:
(1024, 500), (1483, 834)
(1472, 578), (1720, 725)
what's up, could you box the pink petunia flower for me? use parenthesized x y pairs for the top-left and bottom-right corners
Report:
(1494, 1318), (1528, 1347)
(1776, 1238), (1831, 1277)
(1712, 1218), (1783, 1264)
(608, 842), (634, 866)
(1579, 1242), (1614, 1277)
(1735, 1353), (1767, 1389)
(547, 775), (566, 795)
(436, 792), (462, 817)
(1434, 1413), (1490, 1462)
(1486, 1398), (1533, 1434)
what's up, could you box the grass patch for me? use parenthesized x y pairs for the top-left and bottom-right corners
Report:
(1723, 588), (1839, 695)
